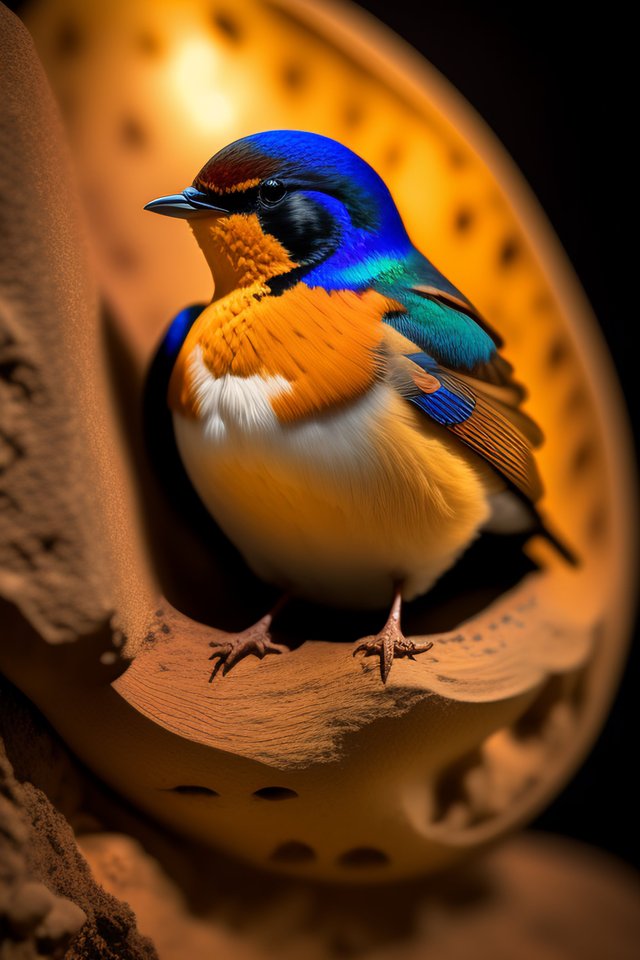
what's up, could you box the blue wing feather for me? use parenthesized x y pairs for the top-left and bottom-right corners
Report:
(404, 352), (475, 425)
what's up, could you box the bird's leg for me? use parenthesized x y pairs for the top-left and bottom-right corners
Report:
(208, 595), (289, 680)
(353, 584), (433, 683)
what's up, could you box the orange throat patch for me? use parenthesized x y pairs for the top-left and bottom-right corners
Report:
(189, 213), (297, 300)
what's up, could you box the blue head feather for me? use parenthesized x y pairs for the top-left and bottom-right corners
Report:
(219, 131), (414, 289)
(194, 130), (498, 370)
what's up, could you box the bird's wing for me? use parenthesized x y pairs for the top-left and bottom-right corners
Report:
(391, 349), (543, 503)
(144, 303), (207, 495)
(373, 255), (543, 503)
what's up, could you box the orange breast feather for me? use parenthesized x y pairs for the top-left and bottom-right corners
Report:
(169, 283), (401, 423)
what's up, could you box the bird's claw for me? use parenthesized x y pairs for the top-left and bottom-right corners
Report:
(353, 627), (433, 683)
(208, 624), (288, 680)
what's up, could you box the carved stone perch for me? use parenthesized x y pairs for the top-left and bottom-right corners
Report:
(1, 0), (635, 904)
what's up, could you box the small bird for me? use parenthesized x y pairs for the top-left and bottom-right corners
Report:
(145, 130), (570, 682)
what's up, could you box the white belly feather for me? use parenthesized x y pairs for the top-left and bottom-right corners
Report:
(173, 348), (493, 608)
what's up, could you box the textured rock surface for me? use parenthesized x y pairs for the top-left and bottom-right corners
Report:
(0, 3), (109, 643)
(79, 826), (640, 960)
(0, 677), (158, 960)
(0, 2), (153, 653)
(0, 0), (634, 887)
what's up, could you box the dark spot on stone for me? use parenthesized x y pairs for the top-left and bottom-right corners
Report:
(0, 433), (25, 473)
(120, 116), (148, 149)
(499, 236), (520, 267)
(547, 337), (570, 369)
(169, 785), (219, 796)
(56, 20), (83, 58)
(587, 503), (608, 542)
(110, 245), (138, 272)
(282, 62), (306, 90)
(571, 439), (596, 475)
(253, 787), (298, 801)
(160, 623), (171, 634)
(337, 847), (389, 868)
(137, 32), (162, 56)
(343, 102), (364, 128)
(449, 148), (467, 168)
(383, 144), (402, 169)
(565, 385), (589, 416)
(455, 208), (474, 232)
(269, 841), (316, 863)
(211, 9), (243, 43)
(532, 291), (554, 312)
(0, 359), (37, 400)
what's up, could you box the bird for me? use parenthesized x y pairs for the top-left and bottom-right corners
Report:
(144, 129), (573, 683)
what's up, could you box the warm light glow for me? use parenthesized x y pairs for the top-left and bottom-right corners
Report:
(166, 36), (234, 132)
(16, 0), (636, 896)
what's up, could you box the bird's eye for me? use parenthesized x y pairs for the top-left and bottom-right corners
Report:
(259, 179), (287, 206)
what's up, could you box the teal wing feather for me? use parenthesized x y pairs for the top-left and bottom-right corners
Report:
(372, 252), (543, 503)
(372, 249), (502, 370)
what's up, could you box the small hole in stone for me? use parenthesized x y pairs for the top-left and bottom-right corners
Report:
(56, 20), (83, 58)
(282, 62), (307, 91)
(532, 291), (554, 312)
(449, 148), (467, 168)
(570, 439), (596, 476)
(253, 786), (298, 801)
(564, 385), (589, 416)
(137, 32), (162, 56)
(169, 785), (219, 796)
(211, 9), (243, 43)
(383, 144), (402, 169)
(110, 245), (139, 272)
(454, 207), (474, 232)
(546, 337), (570, 369)
(499, 236), (520, 267)
(120, 117), (148, 149)
(343, 102), (364, 128)
(269, 841), (315, 863)
(338, 847), (389, 868)
(587, 503), (608, 542)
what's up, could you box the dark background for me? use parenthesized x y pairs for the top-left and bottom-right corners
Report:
(356, 0), (637, 870)
(4, 0), (637, 869)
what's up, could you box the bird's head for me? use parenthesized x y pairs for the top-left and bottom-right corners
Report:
(145, 130), (411, 298)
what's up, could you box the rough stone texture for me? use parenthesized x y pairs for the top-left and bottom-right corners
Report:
(78, 826), (640, 960)
(0, 2), (153, 651)
(0, 3), (110, 643)
(0, 1), (635, 951)
(0, 677), (158, 960)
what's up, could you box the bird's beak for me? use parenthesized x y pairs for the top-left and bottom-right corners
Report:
(144, 186), (229, 219)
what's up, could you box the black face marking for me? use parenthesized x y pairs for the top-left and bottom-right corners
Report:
(197, 179), (342, 271)
(196, 164), (378, 287)
(258, 192), (338, 267)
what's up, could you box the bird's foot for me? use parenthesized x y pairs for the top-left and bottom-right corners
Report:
(353, 617), (433, 683)
(208, 615), (288, 680)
